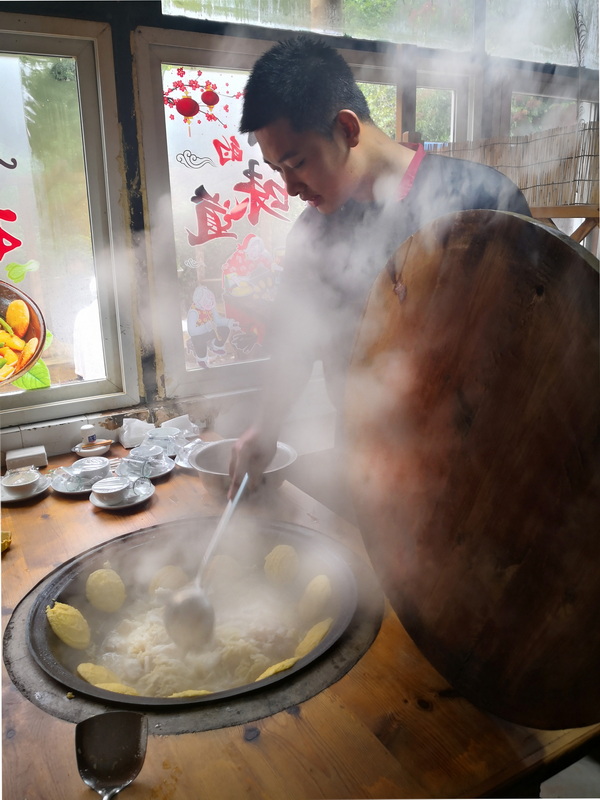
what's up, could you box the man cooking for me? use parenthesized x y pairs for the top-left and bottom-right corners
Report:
(228, 34), (531, 498)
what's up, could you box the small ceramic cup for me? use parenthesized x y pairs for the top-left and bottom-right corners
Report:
(118, 444), (167, 478)
(2, 466), (41, 497)
(142, 427), (182, 457)
(71, 456), (110, 486)
(91, 476), (132, 506)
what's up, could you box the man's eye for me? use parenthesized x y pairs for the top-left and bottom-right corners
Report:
(293, 160), (305, 169)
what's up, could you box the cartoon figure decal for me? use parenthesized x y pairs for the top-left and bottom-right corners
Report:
(186, 285), (238, 368)
(222, 235), (281, 358)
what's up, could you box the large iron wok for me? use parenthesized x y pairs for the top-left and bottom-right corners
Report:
(27, 518), (358, 708)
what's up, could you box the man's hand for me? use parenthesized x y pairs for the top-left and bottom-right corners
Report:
(228, 425), (278, 499)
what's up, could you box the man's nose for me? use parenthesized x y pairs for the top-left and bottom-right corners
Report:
(282, 169), (302, 197)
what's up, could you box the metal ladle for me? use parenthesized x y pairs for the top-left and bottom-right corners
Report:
(75, 711), (147, 799)
(163, 472), (249, 651)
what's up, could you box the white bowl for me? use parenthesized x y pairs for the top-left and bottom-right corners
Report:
(72, 456), (110, 482)
(91, 476), (131, 506)
(2, 467), (41, 497)
(187, 439), (297, 494)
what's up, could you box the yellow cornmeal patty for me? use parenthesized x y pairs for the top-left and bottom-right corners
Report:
(148, 564), (189, 594)
(264, 544), (299, 584)
(167, 689), (213, 698)
(295, 617), (334, 659)
(94, 682), (140, 696)
(255, 657), (299, 682)
(86, 567), (126, 612)
(298, 574), (332, 621)
(77, 662), (121, 686)
(45, 602), (91, 650)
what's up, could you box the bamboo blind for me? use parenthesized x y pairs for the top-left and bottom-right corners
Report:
(437, 123), (599, 208)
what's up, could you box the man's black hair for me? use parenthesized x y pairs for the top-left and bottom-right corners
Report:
(240, 34), (372, 137)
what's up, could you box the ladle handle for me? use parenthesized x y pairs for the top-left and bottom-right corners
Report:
(198, 472), (249, 580)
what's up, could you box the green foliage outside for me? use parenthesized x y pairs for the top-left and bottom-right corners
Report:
(358, 82), (397, 139)
(510, 94), (578, 135)
(343, 0), (473, 50)
(416, 88), (452, 142)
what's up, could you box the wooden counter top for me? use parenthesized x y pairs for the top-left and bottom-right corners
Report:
(3, 446), (599, 799)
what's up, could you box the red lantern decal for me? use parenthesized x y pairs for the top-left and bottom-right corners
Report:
(175, 97), (200, 117)
(201, 90), (219, 109)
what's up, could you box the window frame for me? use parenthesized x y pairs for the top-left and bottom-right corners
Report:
(133, 27), (281, 400)
(0, 13), (139, 428)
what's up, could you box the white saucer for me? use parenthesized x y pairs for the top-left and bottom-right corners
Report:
(50, 472), (94, 496)
(72, 443), (112, 458)
(1, 475), (52, 503)
(89, 482), (155, 510)
(148, 459), (176, 479)
(175, 440), (206, 470)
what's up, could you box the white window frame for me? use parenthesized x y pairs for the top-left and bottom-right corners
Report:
(133, 27), (280, 400)
(0, 13), (139, 428)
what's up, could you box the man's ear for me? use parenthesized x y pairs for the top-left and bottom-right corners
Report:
(336, 109), (361, 147)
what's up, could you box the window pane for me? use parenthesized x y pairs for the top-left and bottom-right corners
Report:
(344, 0), (474, 48)
(510, 93), (599, 136)
(487, 0), (599, 69)
(416, 87), (454, 144)
(161, 64), (302, 372)
(510, 93), (581, 135)
(163, 0), (474, 47)
(0, 53), (104, 397)
(358, 82), (397, 139)
(162, 0), (311, 30)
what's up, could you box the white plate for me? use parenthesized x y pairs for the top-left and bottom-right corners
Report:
(89, 482), (155, 510)
(148, 459), (176, 479)
(72, 443), (112, 458)
(50, 471), (94, 496)
(1, 475), (52, 503)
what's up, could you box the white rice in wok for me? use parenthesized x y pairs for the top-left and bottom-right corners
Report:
(85, 577), (301, 697)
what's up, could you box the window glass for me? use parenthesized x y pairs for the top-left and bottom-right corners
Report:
(162, 64), (303, 372)
(343, 0), (474, 49)
(162, 0), (474, 49)
(358, 82), (397, 139)
(487, 0), (599, 69)
(416, 87), (454, 144)
(511, 92), (598, 135)
(0, 20), (138, 426)
(0, 53), (103, 396)
(162, 0), (311, 30)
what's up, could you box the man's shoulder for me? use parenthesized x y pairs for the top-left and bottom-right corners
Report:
(421, 152), (509, 181)
(415, 152), (531, 215)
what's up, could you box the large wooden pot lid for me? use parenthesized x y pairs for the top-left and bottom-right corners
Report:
(345, 209), (600, 729)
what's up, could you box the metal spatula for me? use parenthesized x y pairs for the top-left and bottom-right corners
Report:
(75, 711), (147, 799)
(163, 472), (249, 651)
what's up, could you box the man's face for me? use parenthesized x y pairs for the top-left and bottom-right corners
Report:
(255, 116), (358, 215)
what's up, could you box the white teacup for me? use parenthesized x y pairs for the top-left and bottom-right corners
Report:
(2, 467), (41, 497)
(91, 476), (132, 506)
(142, 427), (183, 457)
(118, 444), (167, 478)
(72, 456), (110, 485)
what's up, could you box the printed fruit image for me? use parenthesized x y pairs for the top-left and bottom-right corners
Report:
(6, 299), (29, 338)
(0, 281), (46, 386)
